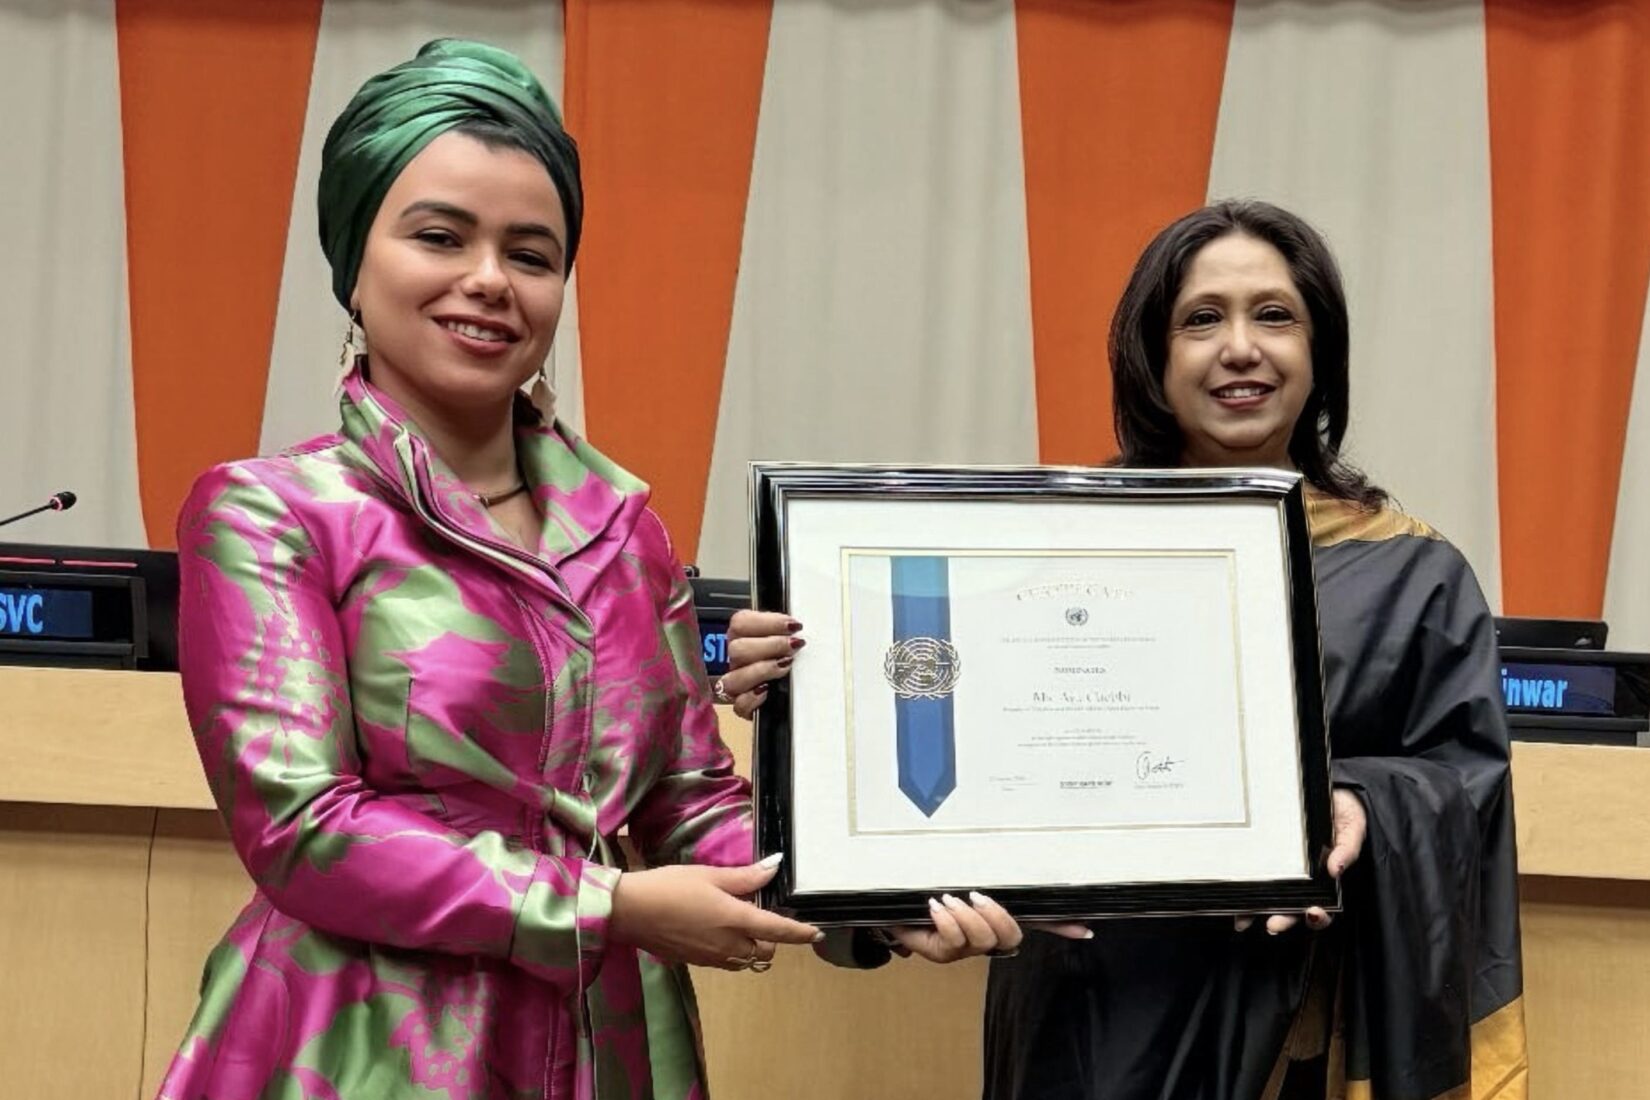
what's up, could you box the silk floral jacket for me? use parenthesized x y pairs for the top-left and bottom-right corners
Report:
(157, 367), (751, 1100)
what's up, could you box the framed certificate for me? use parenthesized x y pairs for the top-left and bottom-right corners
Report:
(748, 464), (1337, 924)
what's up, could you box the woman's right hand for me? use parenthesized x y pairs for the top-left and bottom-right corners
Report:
(720, 610), (804, 719)
(609, 855), (822, 970)
(883, 893), (1092, 964)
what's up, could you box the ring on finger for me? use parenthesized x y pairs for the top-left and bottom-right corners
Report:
(986, 946), (1021, 959)
(726, 940), (762, 970)
(749, 958), (773, 973)
(711, 678), (734, 705)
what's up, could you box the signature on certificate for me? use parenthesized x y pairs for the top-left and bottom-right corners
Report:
(1134, 751), (1181, 781)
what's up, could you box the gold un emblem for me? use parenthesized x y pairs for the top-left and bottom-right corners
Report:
(883, 637), (962, 699)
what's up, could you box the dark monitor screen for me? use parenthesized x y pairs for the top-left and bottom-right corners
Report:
(691, 575), (748, 680)
(1500, 661), (1616, 716)
(0, 585), (94, 640)
(699, 625), (732, 678)
(0, 543), (177, 670)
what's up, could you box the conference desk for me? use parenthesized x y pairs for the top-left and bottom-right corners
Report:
(3, 667), (1646, 1098)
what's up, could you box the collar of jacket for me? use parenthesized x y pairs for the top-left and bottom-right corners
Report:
(335, 359), (653, 616)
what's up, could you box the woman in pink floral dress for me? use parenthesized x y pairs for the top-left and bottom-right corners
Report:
(155, 38), (833, 1100)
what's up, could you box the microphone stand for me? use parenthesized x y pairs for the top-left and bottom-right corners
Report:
(0, 495), (74, 530)
(0, 502), (56, 530)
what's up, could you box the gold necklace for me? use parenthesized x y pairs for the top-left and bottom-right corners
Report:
(473, 482), (528, 507)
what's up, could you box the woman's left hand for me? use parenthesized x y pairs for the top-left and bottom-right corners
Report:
(1235, 788), (1367, 935)
(719, 610), (801, 720)
(882, 893), (1092, 964)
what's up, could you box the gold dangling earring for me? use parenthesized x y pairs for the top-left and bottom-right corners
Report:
(528, 363), (557, 423)
(336, 309), (363, 389)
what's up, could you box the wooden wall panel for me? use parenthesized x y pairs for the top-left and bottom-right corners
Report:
(0, 804), (154, 1097)
(697, 951), (986, 1099)
(0, 669), (210, 810)
(1520, 877), (1650, 1098)
(4, 672), (1650, 1098)
(140, 809), (255, 1098)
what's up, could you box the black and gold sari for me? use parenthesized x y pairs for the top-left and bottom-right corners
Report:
(981, 490), (1528, 1100)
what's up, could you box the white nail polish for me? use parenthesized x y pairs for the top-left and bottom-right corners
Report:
(1081, 929), (1095, 940)
(756, 852), (784, 870)
(968, 891), (993, 907)
(940, 893), (964, 908)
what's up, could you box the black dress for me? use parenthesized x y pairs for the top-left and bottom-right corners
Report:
(981, 491), (1527, 1100)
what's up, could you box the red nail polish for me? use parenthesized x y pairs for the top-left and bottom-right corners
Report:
(790, 637), (807, 650)
(776, 657), (793, 670)
(786, 620), (804, 634)
(753, 683), (769, 694)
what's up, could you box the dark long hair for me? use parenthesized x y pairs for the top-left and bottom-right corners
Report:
(1109, 200), (1385, 508)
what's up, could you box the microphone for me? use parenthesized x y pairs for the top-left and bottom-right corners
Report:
(0, 490), (78, 530)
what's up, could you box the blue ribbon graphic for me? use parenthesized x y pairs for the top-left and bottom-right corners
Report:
(889, 556), (958, 817)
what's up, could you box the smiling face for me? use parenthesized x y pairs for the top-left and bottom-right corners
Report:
(1162, 232), (1314, 469)
(350, 129), (567, 419)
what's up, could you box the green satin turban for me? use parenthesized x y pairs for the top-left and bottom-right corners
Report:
(317, 38), (582, 311)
